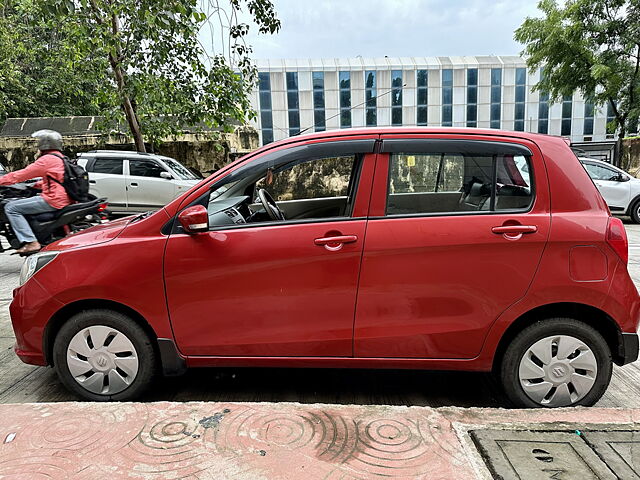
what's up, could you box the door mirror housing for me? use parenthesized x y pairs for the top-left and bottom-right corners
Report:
(178, 205), (208, 233)
(160, 171), (173, 180)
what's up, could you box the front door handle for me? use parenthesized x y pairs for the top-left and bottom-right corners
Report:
(130, 182), (138, 187)
(89, 180), (96, 184)
(314, 235), (358, 251)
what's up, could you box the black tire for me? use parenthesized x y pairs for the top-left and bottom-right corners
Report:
(53, 309), (156, 401)
(499, 318), (612, 408)
(630, 199), (640, 224)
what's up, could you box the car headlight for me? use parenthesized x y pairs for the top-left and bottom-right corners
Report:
(19, 251), (59, 286)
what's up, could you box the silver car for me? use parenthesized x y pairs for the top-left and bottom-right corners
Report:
(77, 151), (201, 214)
(580, 157), (640, 223)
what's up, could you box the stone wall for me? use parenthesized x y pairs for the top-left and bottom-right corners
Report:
(0, 126), (259, 175)
(623, 137), (640, 174)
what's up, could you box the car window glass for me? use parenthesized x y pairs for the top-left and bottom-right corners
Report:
(583, 163), (619, 181)
(162, 157), (198, 180)
(129, 159), (166, 178)
(255, 155), (355, 201)
(92, 158), (123, 175)
(387, 152), (533, 215)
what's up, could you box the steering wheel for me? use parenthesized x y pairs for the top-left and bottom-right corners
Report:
(257, 188), (285, 221)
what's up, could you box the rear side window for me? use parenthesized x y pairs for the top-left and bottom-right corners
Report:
(129, 159), (166, 178)
(387, 153), (533, 215)
(91, 158), (123, 175)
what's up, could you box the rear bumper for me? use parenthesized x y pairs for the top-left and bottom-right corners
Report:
(617, 332), (639, 366)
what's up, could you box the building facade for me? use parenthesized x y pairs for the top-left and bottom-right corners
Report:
(249, 55), (618, 146)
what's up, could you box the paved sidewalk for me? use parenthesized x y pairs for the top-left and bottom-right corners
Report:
(1, 402), (639, 479)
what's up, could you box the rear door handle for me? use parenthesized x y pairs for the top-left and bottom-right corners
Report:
(314, 235), (358, 251)
(491, 225), (538, 234)
(130, 182), (138, 187)
(89, 180), (96, 184)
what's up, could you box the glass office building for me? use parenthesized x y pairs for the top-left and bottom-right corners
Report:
(250, 56), (612, 146)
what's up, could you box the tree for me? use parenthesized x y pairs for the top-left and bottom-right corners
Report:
(515, 0), (640, 167)
(0, 0), (108, 120)
(40, 0), (280, 152)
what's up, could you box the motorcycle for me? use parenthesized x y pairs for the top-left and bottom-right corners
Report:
(0, 183), (108, 254)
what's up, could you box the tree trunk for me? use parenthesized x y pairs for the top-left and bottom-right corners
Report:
(616, 127), (626, 169)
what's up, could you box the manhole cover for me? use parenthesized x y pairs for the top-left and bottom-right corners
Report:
(581, 431), (640, 479)
(471, 429), (617, 479)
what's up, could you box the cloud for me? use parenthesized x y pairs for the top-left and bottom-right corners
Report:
(233, 0), (542, 59)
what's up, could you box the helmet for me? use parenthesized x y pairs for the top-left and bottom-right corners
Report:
(31, 129), (63, 151)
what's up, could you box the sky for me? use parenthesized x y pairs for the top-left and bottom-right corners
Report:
(227, 0), (543, 60)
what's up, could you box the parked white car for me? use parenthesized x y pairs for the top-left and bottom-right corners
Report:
(579, 157), (640, 223)
(77, 151), (201, 214)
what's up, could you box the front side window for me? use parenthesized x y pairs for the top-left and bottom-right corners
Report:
(129, 159), (166, 178)
(583, 163), (620, 181)
(387, 152), (533, 215)
(255, 155), (356, 202)
(204, 148), (365, 228)
(92, 158), (123, 175)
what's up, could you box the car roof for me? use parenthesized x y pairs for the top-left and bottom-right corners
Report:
(578, 157), (616, 167)
(79, 150), (164, 159)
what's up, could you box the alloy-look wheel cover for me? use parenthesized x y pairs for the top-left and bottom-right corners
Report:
(518, 335), (598, 407)
(66, 325), (139, 395)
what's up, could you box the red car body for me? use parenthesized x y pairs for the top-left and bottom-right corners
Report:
(9, 128), (640, 383)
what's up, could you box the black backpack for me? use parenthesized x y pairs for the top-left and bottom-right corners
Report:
(48, 153), (90, 202)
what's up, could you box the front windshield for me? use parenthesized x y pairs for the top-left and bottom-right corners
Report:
(162, 157), (199, 180)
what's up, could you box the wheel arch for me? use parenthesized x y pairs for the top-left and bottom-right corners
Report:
(43, 299), (160, 366)
(492, 302), (624, 372)
(626, 193), (640, 216)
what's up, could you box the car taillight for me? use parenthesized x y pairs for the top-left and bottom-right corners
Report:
(97, 203), (108, 212)
(606, 217), (628, 264)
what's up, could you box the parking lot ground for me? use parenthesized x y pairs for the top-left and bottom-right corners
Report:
(1, 222), (640, 478)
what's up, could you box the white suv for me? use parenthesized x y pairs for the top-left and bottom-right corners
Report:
(77, 151), (201, 214)
(580, 157), (640, 222)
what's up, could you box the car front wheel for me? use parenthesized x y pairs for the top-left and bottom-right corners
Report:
(53, 309), (156, 401)
(630, 200), (640, 224)
(500, 318), (612, 408)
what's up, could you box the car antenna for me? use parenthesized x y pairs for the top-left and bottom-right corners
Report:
(294, 83), (407, 137)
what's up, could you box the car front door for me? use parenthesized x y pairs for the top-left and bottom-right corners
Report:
(126, 158), (176, 211)
(86, 157), (127, 210)
(354, 135), (551, 359)
(582, 162), (630, 210)
(164, 138), (377, 357)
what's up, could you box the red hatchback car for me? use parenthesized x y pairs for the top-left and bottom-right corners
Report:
(10, 128), (640, 407)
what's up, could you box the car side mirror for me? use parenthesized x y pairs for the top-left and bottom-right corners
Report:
(177, 205), (208, 233)
(160, 171), (173, 179)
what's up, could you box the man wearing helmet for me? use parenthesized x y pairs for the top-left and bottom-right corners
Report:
(0, 130), (71, 254)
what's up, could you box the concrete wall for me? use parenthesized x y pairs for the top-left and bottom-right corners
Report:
(0, 127), (260, 175)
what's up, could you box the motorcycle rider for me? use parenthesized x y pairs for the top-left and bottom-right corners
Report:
(0, 130), (71, 254)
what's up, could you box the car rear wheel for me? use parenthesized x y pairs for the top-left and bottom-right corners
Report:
(500, 318), (612, 408)
(53, 309), (156, 401)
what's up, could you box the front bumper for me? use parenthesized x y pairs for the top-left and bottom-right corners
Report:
(10, 280), (63, 367)
(617, 332), (639, 366)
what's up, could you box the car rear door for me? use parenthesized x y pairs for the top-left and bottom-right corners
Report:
(125, 158), (176, 211)
(354, 134), (551, 359)
(85, 157), (127, 210)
